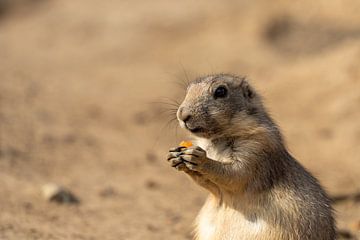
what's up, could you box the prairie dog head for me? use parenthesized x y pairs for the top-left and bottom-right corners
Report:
(177, 74), (265, 139)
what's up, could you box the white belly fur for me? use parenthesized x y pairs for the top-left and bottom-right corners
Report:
(195, 198), (268, 240)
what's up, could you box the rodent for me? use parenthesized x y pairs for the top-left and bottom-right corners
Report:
(167, 73), (335, 240)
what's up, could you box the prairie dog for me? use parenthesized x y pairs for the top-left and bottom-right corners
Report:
(167, 74), (335, 240)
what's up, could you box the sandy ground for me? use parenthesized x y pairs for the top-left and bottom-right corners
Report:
(0, 0), (360, 239)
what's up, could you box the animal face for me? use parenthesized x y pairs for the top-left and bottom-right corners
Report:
(177, 74), (258, 139)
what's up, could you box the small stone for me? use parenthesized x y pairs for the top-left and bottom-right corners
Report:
(63, 134), (77, 144)
(41, 183), (79, 204)
(133, 112), (148, 125)
(146, 152), (157, 163)
(99, 187), (118, 198)
(23, 202), (33, 211)
(146, 224), (159, 232)
(145, 180), (159, 189)
(317, 128), (333, 139)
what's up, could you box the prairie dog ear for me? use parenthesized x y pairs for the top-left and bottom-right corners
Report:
(240, 80), (255, 100)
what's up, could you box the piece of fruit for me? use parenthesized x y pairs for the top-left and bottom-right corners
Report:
(179, 140), (193, 148)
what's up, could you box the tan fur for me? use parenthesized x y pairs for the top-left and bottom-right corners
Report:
(170, 74), (335, 240)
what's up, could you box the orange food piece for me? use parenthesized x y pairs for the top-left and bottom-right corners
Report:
(179, 140), (193, 148)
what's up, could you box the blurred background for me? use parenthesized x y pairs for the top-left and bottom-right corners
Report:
(0, 0), (359, 239)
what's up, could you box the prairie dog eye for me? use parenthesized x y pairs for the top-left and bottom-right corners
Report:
(214, 86), (228, 99)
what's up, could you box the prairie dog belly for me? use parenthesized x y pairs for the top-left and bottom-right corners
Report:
(195, 198), (270, 240)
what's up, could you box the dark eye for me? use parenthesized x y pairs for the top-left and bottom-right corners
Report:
(214, 86), (228, 99)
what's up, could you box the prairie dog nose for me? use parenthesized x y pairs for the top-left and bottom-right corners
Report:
(177, 107), (192, 123)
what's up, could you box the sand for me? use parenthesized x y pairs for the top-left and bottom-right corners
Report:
(0, 0), (359, 239)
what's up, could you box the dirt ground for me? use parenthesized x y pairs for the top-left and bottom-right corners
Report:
(0, 0), (360, 239)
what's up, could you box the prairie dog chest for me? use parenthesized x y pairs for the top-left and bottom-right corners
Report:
(195, 138), (234, 163)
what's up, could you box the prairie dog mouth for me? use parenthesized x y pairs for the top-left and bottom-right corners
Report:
(178, 116), (206, 134)
(187, 126), (204, 133)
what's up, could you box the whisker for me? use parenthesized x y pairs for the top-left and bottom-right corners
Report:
(157, 109), (177, 114)
(150, 103), (179, 110)
(150, 100), (179, 106)
(163, 71), (189, 90)
(173, 77), (188, 90)
(160, 97), (181, 106)
(179, 61), (191, 87)
(162, 117), (178, 132)
(150, 70), (187, 147)
(174, 121), (180, 144)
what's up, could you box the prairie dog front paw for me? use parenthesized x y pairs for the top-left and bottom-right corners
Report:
(167, 146), (209, 173)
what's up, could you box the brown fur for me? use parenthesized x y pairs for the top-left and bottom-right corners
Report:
(170, 74), (335, 240)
